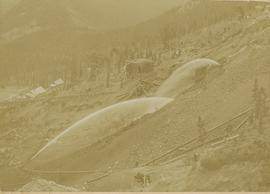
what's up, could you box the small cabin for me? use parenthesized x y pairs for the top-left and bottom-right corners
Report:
(124, 58), (155, 79)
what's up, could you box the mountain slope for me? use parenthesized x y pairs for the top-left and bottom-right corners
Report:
(64, 12), (270, 191)
(20, 1), (270, 190)
(115, 0), (268, 43)
(0, 0), (270, 192)
(1, 0), (186, 32)
(1, 0), (92, 34)
(0, 0), (20, 15)
(0, 0), (187, 87)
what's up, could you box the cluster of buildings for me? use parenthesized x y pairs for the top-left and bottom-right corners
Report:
(7, 79), (65, 102)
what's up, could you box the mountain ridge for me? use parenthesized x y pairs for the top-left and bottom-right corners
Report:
(1, 0), (186, 31)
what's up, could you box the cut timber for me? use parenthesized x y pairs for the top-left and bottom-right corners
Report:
(211, 134), (240, 147)
(21, 168), (107, 175)
(143, 108), (252, 166)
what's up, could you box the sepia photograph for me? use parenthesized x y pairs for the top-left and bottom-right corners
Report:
(0, 0), (270, 192)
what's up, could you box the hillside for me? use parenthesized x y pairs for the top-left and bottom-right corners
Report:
(0, 0), (96, 42)
(0, 0), (186, 30)
(0, 0), (270, 192)
(0, 0), (187, 89)
(32, 5), (270, 190)
(0, 0), (20, 15)
(0, 0), (94, 34)
(0, 0), (261, 87)
(83, 20), (270, 191)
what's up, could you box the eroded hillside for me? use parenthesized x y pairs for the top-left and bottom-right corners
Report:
(0, 0), (270, 192)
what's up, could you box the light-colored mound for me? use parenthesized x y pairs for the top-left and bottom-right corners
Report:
(155, 58), (224, 98)
(30, 97), (173, 167)
(18, 178), (79, 192)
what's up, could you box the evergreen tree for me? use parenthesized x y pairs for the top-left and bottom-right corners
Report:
(257, 88), (268, 133)
(197, 116), (206, 139)
(251, 79), (269, 134)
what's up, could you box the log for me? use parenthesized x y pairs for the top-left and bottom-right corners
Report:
(142, 109), (252, 166)
(21, 168), (107, 175)
(86, 172), (111, 184)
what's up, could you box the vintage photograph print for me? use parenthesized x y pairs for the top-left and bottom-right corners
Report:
(0, 0), (270, 192)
